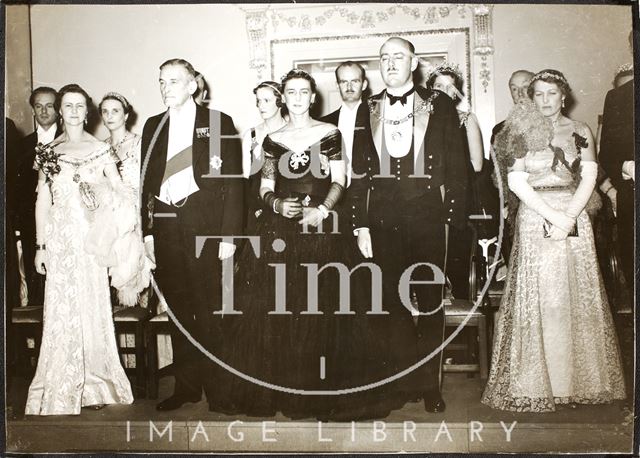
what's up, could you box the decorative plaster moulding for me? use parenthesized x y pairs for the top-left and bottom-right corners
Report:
(241, 3), (495, 152)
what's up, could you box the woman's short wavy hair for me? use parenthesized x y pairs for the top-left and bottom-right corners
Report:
(281, 68), (317, 94)
(57, 83), (92, 111)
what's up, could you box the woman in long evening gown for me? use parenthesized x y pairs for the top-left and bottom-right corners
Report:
(100, 92), (154, 368)
(100, 92), (150, 306)
(26, 84), (133, 415)
(482, 70), (625, 412)
(220, 69), (391, 421)
(241, 81), (287, 234)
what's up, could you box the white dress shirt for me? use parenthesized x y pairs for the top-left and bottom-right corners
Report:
(337, 101), (361, 187)
(36, 123), (57, 145)
(382, 88), (414, 158)
(158, 98), (200, 204)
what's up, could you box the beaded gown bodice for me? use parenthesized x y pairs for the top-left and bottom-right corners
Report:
(261, 129), (342, 201)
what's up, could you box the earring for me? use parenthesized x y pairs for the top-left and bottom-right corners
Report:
(562, 99), (565, 108)
(84, 117), (88, 125)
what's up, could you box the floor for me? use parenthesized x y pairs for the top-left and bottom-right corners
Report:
(7, 281), (635, 454)
(6, 369), (634, 453)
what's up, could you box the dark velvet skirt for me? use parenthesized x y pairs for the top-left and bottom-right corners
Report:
(217, 207), (410, 420)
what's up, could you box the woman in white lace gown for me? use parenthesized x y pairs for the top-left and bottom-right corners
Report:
(26, 84), (133, 415)
(100, 93), (142, 206)
(100, 92), (155, 367)
(482, 70), (625, 412)
(100, 92), (151, 303)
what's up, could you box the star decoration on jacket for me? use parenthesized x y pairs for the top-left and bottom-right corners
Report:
(210, 156), (223, 170)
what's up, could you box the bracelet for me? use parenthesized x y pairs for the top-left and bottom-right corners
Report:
(605, 187), (615, 194)
(36, 244), (46, 251)
(273, 198), (280, 214)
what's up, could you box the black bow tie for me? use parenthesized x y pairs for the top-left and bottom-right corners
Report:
(387, 87), (415, 106)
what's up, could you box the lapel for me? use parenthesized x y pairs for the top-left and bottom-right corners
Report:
(146, 111), (170, 194)
(368, 89), (429, 168)
(355, 101), (369, 128)
(413, 89), (430, 167)
(327, 108), (340, 126)
(368, 91), (385, 159)
(156, 111), (170, 163)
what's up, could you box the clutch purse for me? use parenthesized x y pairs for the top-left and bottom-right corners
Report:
(543, 219), (578, 238)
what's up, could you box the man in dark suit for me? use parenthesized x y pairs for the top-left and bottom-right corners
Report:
(321, 61), (371, 239)
(490, 70), (533, 263)
(350, 37), (468, 413)
(18, 87), (62, 306)
(491, 70), (533, 143)
(321, 61), (369, 188)
(141, 58), (243, 412)
(600, 71), (634, 297)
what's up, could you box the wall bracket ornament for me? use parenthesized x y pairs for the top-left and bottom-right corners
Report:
(245, 10), (268, 80)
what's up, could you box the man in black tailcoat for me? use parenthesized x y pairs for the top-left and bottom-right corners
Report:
(599, 69), (635, 300)
(350, 37), (468, 413)
(141, 58), (243, 412)
(18, 87), (62, 306)
(321, 60), (371, 237)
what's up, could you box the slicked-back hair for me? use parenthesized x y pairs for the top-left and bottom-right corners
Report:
(29, 86), (58, 109)
(160, 58), (197, 80)
(509, 70), (534, 84)
(335, 61), (366, 83)
(281, 68), (317, 94)
(381, 37), (416, 55)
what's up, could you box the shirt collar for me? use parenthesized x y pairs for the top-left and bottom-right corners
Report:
(36, 123), (57, 135)
(169, 97), (197, 120)
(340, 100), (361, 113)
(386, 81), (415, 97)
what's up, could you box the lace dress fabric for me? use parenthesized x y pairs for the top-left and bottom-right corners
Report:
(482, 122), (625, 412)
(25, 145), (134, 415)
(116, 134), (142, 195)
(113, 134), (157, 365)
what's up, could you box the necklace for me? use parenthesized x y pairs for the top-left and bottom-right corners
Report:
(58, 146), (110, 210)
(59, 147), (111, 183)
(110, 133), (132, 160)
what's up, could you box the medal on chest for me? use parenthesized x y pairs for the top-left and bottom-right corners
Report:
(390, 130), (403, 142)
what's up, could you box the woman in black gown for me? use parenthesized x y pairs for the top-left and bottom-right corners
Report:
(221, 69), (395, 421)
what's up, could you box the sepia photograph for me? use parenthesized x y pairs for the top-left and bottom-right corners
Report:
(3, 1), (637, 454)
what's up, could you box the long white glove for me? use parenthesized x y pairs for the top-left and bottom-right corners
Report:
(565, 161), (598, 219)
(508, 171), (575, 232)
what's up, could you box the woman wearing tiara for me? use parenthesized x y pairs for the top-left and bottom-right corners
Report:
(482, 70), (625, 412)
(425, 62), (485, 300)
(221, 69), (388, 421)
(426, 61), (484, 173)
(26, 84), (134, 415)
(99, 92), (151, 306)
(241, 81), (287, 233)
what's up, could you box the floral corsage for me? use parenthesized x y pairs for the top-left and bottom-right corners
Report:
(34, 142), (61, 183)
